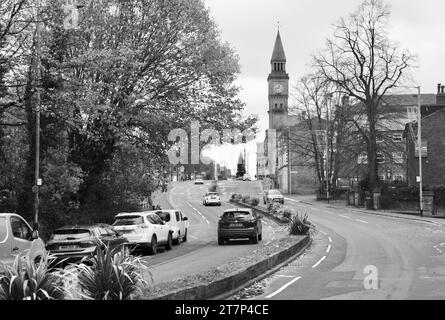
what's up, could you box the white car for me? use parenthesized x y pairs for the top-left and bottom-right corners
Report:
(155, 210), (189, 244)
(0, 213), (45, 265)
(263, 189), (284, 205)
(203, 192), (221, 206)
(194, 179), (204, 185)
(112, 212), (173, 255)
(243, 174), (251, 181)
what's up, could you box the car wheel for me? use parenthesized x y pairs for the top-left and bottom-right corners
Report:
(148, 235), (157, 255)
(218, 237), (225, 245)
(173, 232), (181, 245)
(183, 229), (188, 242)
(166, 233), (173, 250)
(251, 232), (259, 244)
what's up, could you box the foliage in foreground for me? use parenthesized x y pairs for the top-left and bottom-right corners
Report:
(0, 253), (65, 300)
(70, 244), (150, 300)
(288, 214), (316, 237)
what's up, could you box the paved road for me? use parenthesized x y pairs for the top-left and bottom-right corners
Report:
(144, 180), (285, 285)
(249, 198), (445, 300)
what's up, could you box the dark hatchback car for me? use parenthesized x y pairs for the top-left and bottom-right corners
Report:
(217, 209), (262, 245)
(46, 224), (128, 266)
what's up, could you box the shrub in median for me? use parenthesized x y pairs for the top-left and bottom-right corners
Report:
(267, 203), (282, 215)
(281, 207), (293, 220)
(242, 195), (251, 203)
(288, 214), (315, 237)
(72, 244), (150, 300)
(250, 197), (260, 206)
(0, 253), (65, 300)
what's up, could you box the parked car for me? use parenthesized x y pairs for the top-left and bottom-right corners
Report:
(155, 210), (189, 245)
(112, 212), (173, 255)
(194, 178), (204, 185)
(217, 208), (262, 245)
(0, 213), (45, 265)
(243, 174), (251, 181)
(263, 189), (284, 205)
(203, 192), (221, 206)
(45, 224), (128, 266)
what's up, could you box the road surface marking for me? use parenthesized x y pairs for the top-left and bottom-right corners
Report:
(276, 275), (295, 278)
(326, 245), (331, 254)
(319, 230), (328, 236)
(189, 235), (198, 240)
(265, 277), (301, 299)
(328, 237), (332, 243)
(265, 241), (272, 246)
(339, 214), (352, 220)
(187, 203), (210, 225)
(355, 219), (369, 224)
(434, 246), (443, 254)
(440, 243), (445, 247)
(312, 256), (326, 269)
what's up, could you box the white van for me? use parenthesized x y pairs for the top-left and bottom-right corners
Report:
(0, 213), (45, 265)
(155, 210), (189, 244)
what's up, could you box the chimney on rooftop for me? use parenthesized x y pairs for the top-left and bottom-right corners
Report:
(437, 83), (445, 105)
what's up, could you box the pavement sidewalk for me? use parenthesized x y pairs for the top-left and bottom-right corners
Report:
(283, 194), (445, 227)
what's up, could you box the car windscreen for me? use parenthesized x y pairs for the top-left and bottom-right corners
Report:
(0, 217), (7, 243)
(155, 212), (171, 222)
(268, 190), (281, 196)
(222, 211), (253, 220)
(112, 216), (143, 226)
(51, 229), (91, 241)
(206, 193), (218, 196)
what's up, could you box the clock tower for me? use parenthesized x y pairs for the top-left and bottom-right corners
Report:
(268, 30), (289, 130)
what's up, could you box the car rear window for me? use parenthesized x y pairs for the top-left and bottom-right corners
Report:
(0, 217), (7, 243)
(223, 211), (252, 220)
(113, 216), (144, 226)
(155, 211), (171, 222)
(51, 229), (91, 241)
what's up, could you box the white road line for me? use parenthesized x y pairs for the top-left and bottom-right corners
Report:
(312, 256), (327, 269)
(339, 214), (352, 220)
(319, 230), (328, 236)
(265, 241), (272, 246)
(189, 235), (198, 240)
(328, 237), (332, 243)
(187, 203), (210, 225)
(434, 246), (443, 254)
(276, 275), (295, 278)
(355, 219), (369, 224)
(326, 245), (331, 254)
(440, 243), (445, 247)
(265, 277), (301, 299)
(284, 198), (301, 203)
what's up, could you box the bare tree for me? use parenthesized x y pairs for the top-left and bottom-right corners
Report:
(313, 0), (414, 191)
(290, 73), (353, 195)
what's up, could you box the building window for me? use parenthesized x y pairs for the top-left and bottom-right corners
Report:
(377, 153), (385, 164)
(392, 152), (403, 164)
(393, 133), (403, 142)
(393, 174), (405, 181)
(280, 103), (283, 109)
(407, 107), (417, 120)
(379, 174), (386, 181)
(358, 153), (367, 164)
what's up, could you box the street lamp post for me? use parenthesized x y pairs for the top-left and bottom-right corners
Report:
(395, 85), (423, 216)
(417, 86), (423, 216)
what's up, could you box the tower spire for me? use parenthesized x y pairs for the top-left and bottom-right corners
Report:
(271, 29), (286, 62)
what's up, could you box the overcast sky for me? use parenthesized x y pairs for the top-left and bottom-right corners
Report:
(204, 0), (445, 139)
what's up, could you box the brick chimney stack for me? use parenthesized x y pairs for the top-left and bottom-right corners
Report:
(437, 83), (445, 105)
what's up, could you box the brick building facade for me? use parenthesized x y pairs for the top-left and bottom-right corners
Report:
(405, 84), (445, 187)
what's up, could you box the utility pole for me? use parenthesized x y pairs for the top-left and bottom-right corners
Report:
(33, 0), (43, 231)
(417, 86), (423, 216)
(325, 94), (332, 203)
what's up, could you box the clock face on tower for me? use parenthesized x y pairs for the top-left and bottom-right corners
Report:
(273, 83), (284, 94)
